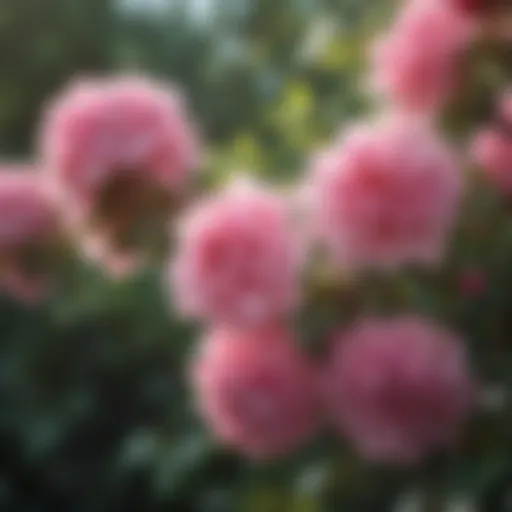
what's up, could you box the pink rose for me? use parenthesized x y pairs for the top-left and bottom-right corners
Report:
(40, 75), (200, 274)
(372, 0), (473, 111)
(192, 326), (320, 459)
(473, 89), (512, 193)
(323, 316), (474, 465)
(306, 116), (462, 268)
(0, 168), (62, 302)
(172, 178), (303, 327)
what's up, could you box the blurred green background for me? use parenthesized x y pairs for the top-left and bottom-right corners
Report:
(1, 0), (511, 510)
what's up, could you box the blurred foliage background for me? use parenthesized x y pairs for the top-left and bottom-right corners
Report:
(0, 0), (512, 511)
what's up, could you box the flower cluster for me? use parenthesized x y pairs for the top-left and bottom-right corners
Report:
(372, 0), (473, 111)
(41, 76), (200, 275)
(177, 0), (510, 465)
(323, 317), (473, 465)
(192, 326), (320, 459)
(306, 115), (462, 268)
(172, 178), (302, 327)
(0, 76), (200, 295)
(1, 0), (510, 467)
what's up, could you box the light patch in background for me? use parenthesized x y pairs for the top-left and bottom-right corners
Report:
(118, 0), (171, 15)
(117, 0), (215, 19)
(394, 491), (476, 512)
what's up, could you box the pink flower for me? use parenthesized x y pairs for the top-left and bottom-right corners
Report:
(40, 75), (200, 274)
(192, 326), (320, 459)
(372, 0), (473, 111)
(323, 316), (474, 465)
(473, 89), (512, 193)
(0, 167), (62, 302)
(306, 116), (462, 268)
(172, 178), (303, 327)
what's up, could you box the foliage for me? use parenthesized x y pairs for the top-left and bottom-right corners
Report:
(0, 0), (511, 511)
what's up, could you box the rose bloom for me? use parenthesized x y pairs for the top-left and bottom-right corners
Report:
(0, 168), (63, 302)
(306, 116), (462, 269)
(40, 75), (200, 274)
(191, 326), (320, 459)
(323, 316), (474, 465)
(172, 178), (303, 327)
(473, 89), (512, 193)
(372, 0), (473, 111)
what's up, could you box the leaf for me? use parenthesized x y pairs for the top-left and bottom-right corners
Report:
(153, 431), (215, 498)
